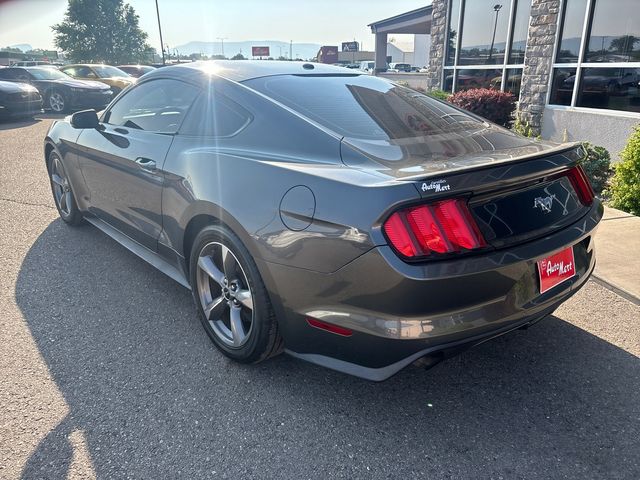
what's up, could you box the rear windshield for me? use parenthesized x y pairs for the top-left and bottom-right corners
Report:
(26, 67), (70, 80)
(244, 74), (485, 140)
(93, 65), (131, 78)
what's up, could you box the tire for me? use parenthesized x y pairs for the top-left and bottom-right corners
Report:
(190, 224), (283, 363)
(47, 151), (83, 226)
(47, 90), (67, 113)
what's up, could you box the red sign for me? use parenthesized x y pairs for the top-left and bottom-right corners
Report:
(252, 46), (270, 57)
(537, 246), (576, 294)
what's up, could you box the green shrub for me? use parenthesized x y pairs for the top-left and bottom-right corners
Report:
(608, 125), (640, 215)
(578, 143), (612, 196)
(512, 114), (540, 139)
(427, 89), (450, 101)
(448, 88), (516, 127)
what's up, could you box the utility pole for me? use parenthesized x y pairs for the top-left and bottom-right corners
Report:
(217, 37), (228, 58)
(488, 4), (502, 63)
(290, 40), (293, 60)
(155, 0), (165, 64)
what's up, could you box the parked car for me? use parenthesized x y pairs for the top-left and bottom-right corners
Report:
(389, 62), (412, 73)
(116, 64), (156, 78)
(60, 64), (135, 95)
(359, 61), (375, 72)
(0, 79), (43, 119)
(0, 66), (112, 113)
(11, 60), (51, 67)
(43, 61), (601, 381)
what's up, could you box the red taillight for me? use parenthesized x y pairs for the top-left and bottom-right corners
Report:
(383, 198), (487, 259)
(567, 165), (595, 205)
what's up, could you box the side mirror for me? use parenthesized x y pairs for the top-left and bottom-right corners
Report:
(70, 109), (100, 129)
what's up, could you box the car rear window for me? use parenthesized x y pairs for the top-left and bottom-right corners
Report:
(244, 74), (485, 140)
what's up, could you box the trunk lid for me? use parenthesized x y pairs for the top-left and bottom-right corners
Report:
(341, 135), (591, 250)
(340, 125), (575, 181)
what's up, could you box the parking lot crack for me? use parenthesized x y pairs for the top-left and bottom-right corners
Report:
(0, 197), (56, 210)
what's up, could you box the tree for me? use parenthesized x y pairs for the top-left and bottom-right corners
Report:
(52, 0), (154, 64)
(609, 35), (639, 56)
(231, 53), (246, 60)
(2, 46), (23, 53)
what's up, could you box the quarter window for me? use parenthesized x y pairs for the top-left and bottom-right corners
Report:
(180, 91), (252, 137)
(104, 79), (199, 134)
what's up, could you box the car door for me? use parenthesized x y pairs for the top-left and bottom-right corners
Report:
(75, 78), (200, 250)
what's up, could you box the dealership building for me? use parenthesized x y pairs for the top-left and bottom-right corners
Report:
(369, 0), (640, 157)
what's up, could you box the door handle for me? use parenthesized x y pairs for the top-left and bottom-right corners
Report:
(135, 157), (157, 172)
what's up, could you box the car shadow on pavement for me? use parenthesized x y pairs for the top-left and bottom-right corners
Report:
(0, 113), (65, 131)
(16, 219), (640, 479)
(0, 117), (41, 131)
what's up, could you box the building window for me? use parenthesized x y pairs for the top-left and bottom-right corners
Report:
(549, 0), (640, 114)
(443, 0), (532, 97)
(445, 0), (461, 66)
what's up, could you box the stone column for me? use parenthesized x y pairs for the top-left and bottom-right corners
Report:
(426, 0), (447, 90)
(518, 0), (561, 134)
(374, 33), (388, 74)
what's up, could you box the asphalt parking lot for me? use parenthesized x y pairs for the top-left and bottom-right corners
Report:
(1, 116), (639, 479)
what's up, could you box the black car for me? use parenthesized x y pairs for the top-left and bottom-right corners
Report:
(43, 61), (602, 381)
(116, 65), (156, 78)
(0, 66), (112, 113)
(0, 79), (43, 119)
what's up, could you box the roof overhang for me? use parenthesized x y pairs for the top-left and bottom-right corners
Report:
(368, 5), (433, 35)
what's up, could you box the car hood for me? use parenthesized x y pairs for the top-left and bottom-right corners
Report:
(49, 78), (111, 90)
(340, 123), (577, 180)
(0, 80), (39, 93)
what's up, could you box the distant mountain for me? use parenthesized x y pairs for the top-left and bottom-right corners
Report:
(7, 43), (32, 52)
(172, 40), (323, 59)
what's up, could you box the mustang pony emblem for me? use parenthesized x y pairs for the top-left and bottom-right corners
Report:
(533, 194), (556, 213)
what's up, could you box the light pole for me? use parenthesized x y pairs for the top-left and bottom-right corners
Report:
(289, 40), (293, 60)
(155, 0), (165, 64)
(217, 37), (228, 58)
(488, 4), (502, 63)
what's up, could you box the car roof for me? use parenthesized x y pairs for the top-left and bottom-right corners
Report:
(143, 60), (364, 82)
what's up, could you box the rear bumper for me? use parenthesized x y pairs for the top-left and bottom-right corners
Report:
(0, 99), (43, 118)
(261, 200), (603, 380)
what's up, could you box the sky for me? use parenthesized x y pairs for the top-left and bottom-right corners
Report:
(0, 0), (424, 52)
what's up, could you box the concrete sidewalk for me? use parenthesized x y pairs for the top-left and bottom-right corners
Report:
(593, 206), (640, 301)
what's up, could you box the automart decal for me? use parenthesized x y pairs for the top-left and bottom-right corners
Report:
(421, 180), (451, 193)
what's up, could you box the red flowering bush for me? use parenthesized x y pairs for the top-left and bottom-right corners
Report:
(448, 88), (516, 127)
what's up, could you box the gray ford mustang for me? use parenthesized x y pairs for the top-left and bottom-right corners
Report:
(44, 61), (602, 381)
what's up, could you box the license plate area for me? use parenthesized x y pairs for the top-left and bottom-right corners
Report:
(537, 246), (576, 294)
(471, 176), (584, 248)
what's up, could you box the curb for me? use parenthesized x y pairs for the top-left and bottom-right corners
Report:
(591, 275), (640, 307)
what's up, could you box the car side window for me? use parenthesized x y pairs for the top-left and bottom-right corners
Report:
(77, 67), (96, 78)
(179, 91), (252, 137)
(62, 67), (76, 77)
(103, 79), (200, 134)
(0, 69), (25, 80)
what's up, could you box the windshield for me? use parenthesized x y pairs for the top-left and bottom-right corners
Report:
(92, 65), (131, 78)
(26, 67), (71, 80)
(244, 74), (485, 141)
